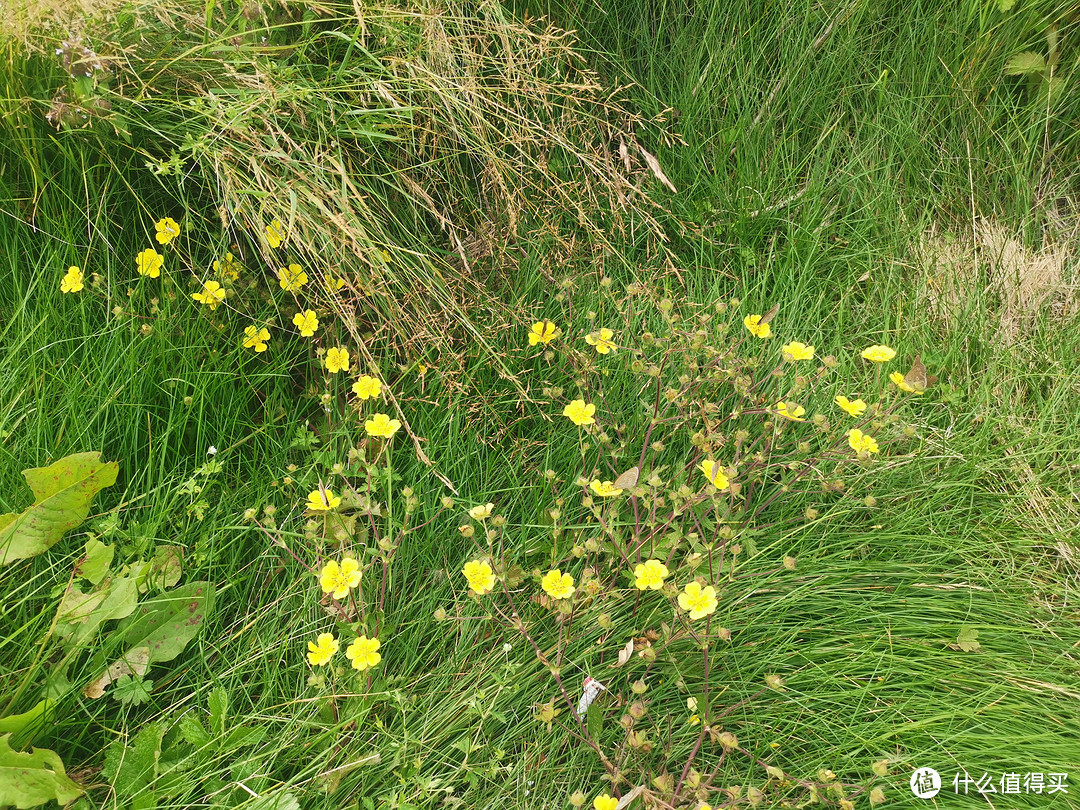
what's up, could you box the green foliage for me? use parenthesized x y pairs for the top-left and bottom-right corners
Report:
(0, 734), (83, 809)
(83, 581), (216, 698)
(0, 702), (54, 752)
(101, 691), (269, 807)
(0, 0), (1078, 808)
(0, 452), (118, 565)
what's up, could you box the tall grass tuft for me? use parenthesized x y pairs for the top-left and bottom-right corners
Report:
(2, 0), (676, 354)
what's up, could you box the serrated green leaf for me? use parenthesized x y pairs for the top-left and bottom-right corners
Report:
(0, 733), (83, 808)
(1003, 51), (1045, 76)
(0, 453), (119, 565)
(957, 626), (981, 652)
(997, 0), (1017, 10)
(208, 686), (229, 737)
(108, 723), (165, 797)
(78, 537), (114, 585)
(177, 714), (210, 747)
(113, 676), (154, 706)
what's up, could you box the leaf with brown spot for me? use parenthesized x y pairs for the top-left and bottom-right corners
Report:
(83, 647), (149, 699)
(0, 453), (118, 565)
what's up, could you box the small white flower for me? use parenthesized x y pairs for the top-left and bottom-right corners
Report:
(502, 643), (512, 653)
(207, 446), (218, 455)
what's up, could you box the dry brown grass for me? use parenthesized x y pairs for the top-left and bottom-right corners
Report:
(5, 0), (679, 359)
(917, 218), (1078, 343)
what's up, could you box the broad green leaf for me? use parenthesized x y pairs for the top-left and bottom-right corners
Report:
(145, 546), (183, 590)
(0, 733), (83, 808)
(78, 538), (114, 585)
(997, 0), (1017, 10)
(1003, 51), (1045, 76)
(118, 582), (216, 666)
(0, 453), (118, 566)
(124, 544), (184, 595)
(85, 582), (214, 698)
(0, 701), (54, 750)
(55, 574), (139, 648)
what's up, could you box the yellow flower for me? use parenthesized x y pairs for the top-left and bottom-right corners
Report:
(60, 266), (84, 294)
(345, 635), (381, 671)
(689, 714), (701, 725)
(634, 559), (669, 591)
(468, 503), (494, 520)
(192, 280), (226, 310)
(861, 345), (896, 362)
(563, 399), (596, 426)
(155, 217), (180, 245)
(324, 274), (345, 292)
(293, 309), (319, 337)
(775, 401), (806, 421)
(242, 325), (270, 352)
(593, 794), (618, 810)
(306, 632), (339, 666)
(320, 558), (362, 599)
(136, 248), (163, 278)
(213, 252), (242, 280)
(781, 341), (814, 361)
(889, 371), (918, 394)
(698, 460), (729, 490)
(834, 396), (867, 417)
(678, 581), (718, 620)
(529, 320), (561, 346)
(307, 488), (341, 511)
(365, 413), (401, 439)
(325, 346), (350, 373)
(848, 429), (879, 455)
(589, 480), (623, 497)
(743, 314), (772, 339)
(351, 375), (382, 400)
(278, 263), (308, 292)
(463, 559), (495, 594)
(541, 569), (575, 600)
(265, 219), (285, 248)
(585, 328), (617, 354)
